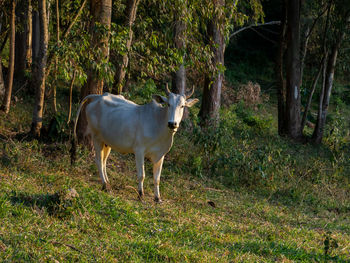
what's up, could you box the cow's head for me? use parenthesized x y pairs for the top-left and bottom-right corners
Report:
(153, 84), (199, 132)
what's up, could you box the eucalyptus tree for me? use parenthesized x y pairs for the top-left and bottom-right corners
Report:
(276, 0), (303, 140)
(0, 60), (4, 98)
(198, 0), (264, 125)
(112, 0), (140, 94)
(1, 0), (15, 114)
(77, 0), (112, 145)
(312, 0), (350, 143)
(14, 0), (32, 78)
(30, 0), (49, 137)
(0, 4), (8, 98)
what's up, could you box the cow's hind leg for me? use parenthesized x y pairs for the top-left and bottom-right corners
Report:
(152, 156), (164, 203)
(102, 145), (111, 183)
(135, 151), (145, 198)
(93, 139), (109, 190)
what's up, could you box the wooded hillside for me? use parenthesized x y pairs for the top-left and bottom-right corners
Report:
(0, 0), (350, 261)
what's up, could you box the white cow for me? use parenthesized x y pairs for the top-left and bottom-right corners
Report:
(73, 85), (198, 202)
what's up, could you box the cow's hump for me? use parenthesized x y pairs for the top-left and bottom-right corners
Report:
(101, 93), (137, 108)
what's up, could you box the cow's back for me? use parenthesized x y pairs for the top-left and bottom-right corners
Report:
(85, 93), (140, 153)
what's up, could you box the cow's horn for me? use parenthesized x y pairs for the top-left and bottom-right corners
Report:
(165, 83), (171, 95)
(186, 85), (195, 99)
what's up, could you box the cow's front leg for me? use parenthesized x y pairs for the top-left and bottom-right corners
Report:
(135, 151), (145, 198)
(152, 156), (164, 203)
(93, 139), (109, 190)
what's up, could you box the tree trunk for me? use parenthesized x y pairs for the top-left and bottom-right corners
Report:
(77, 0), (112, 145)
(32, 10), (40, 64)
(312, 52), (328, 143)
(26, 0), (32, 68)
(30, 0), (48, 137)
(301, 1), (332, 134)
(53, 0), (60, 113)
(284, 0), (302, 139)
(199, 1), (225, 126)
(299, 22), (310, 88)
(0, 57), (4, 98)
(300, 56), (323, 133)
(0, 14), (5, 97)
(14, 0), (27, 78)
(112, 0), (139, 94)
(172, 11), (186, 95)
(312, 37), (345, 143)
(1, 0), (15, 114)
(276, 0), (287, 136)
(47, 0), (50, 42)
(312, 11), (350, 143)
(172, 4), (188, 118)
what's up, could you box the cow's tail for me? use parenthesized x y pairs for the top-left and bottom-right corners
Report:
(70, 94), (101, 165)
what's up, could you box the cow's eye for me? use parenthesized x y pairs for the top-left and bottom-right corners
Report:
(181, 105), (185, 108)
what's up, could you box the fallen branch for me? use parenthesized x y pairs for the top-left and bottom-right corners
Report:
(52, 241), (85, 254)
(125, 185), (143, 201)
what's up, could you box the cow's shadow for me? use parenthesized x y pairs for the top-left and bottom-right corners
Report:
(10, 191), (63, 216)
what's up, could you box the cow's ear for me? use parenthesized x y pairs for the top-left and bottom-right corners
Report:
(185, 98), (199, 107)
(152, 94), (168, 104)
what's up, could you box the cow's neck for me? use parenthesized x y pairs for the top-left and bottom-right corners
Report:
(153, 102), (175, 147)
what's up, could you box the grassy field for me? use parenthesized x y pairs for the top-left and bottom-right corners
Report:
(0, 97), (349, 262)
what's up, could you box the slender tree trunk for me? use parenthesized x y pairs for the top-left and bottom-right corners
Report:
(0, 14), (4, 97)
(284, 0), (302, 139)
(53, 0), (60, 113)
(77, 0), (112, 145)
(14, 0), (27, 78)
(301, 1), (332, 134)
(172, 4), (188, 118)
(300, 56), (323, 133)
(26, 0), (32, 68)
(32, 10), (40, 64)
(312, 10), (349, 143)
(1, 0), (15, 114)
(313, 52), (328, 143)
(47, 0), (50, 42)
(31, 0), (49, 137)
(113, 0), (139, 94)
(29, 10), (40, 95)
(299, 22), (310, 88)
(276, 0), (287, 136)
(0, 57), (4, 97)
(312, 38), (343, 143)
(199, 0), (225, 126)
(172, 9), (186, 95)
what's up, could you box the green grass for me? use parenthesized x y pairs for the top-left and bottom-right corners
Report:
(0, 96), (349, 262)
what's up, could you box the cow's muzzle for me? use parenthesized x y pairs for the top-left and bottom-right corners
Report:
(168, 122), (178, 130)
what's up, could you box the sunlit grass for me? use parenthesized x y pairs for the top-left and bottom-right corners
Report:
(0, 95), (349, 262)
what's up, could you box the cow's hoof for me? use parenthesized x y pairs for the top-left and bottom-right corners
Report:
(154, 197), (163, 203)
(102, 183), (111, 192)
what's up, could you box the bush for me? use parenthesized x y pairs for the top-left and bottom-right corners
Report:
(187, 106), (276, 188)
